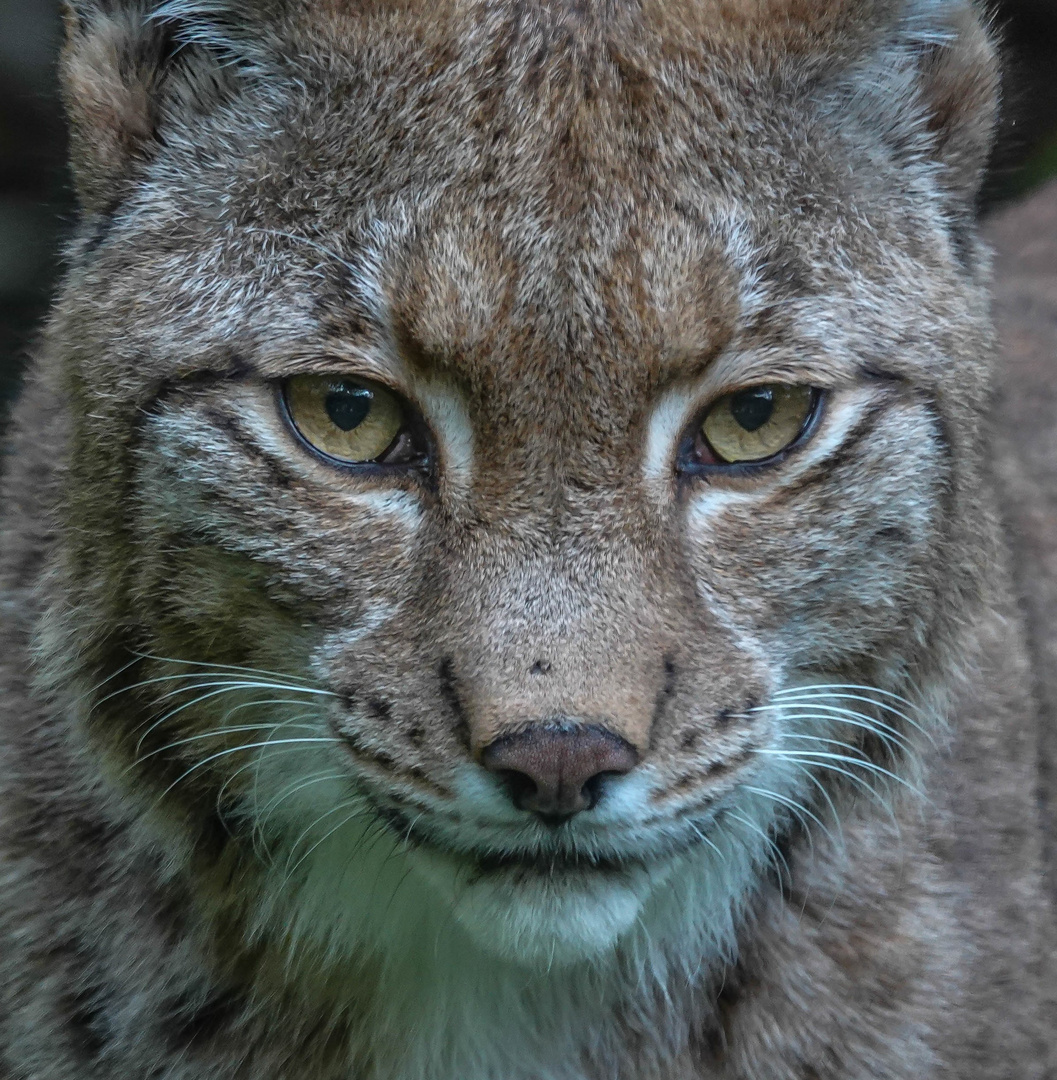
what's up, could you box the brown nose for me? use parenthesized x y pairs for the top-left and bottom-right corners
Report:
(481, 723), (639, 824)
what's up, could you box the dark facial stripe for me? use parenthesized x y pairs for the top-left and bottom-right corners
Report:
(438, 657), (472, 752)
(648, 656), (678, 752)
(336, 727), (453, 799)
(759, 394), (937, 511)
(201, 405), (305, 492)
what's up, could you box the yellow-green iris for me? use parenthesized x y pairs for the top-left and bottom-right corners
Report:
(701, 385), (814, 463)
(285, 375), (404, 463)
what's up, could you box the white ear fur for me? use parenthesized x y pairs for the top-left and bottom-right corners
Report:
(830, 0), (999, 258)
(59, 0), (242, 214)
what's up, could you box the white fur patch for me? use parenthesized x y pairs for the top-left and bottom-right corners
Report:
(212, 660), (943, 1080)
(642, 383), (701, 494)
(414, 380), (476, 495)
(237, 702), (842, 1079)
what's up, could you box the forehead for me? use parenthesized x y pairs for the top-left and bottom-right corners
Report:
(251, 22), (839, 325)
(103, 0), (935, 410)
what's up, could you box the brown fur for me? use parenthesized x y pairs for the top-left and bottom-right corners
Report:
(0, 1), (1053, 1077)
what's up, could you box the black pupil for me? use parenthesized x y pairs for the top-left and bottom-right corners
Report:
(325, 386), (373, 432)
(729, 387), (775, 432)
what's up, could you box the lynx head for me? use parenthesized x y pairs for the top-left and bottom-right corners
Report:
(49, 0), (998, 969)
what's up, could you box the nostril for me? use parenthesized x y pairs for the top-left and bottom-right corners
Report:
(496, 768), (539, 809)
(580, 769), (622, 811)
(481, 723), (639, 822)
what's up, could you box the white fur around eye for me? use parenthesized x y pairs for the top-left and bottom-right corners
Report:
(642, 334), (867, 499)
(643, 384), (700, 494)
(683, 386), (874, 527)
(414, 380), (475, 494)
(215, 384), (426, 526)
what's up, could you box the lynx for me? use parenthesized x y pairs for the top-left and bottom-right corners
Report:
(0, 0), (1053, 1077)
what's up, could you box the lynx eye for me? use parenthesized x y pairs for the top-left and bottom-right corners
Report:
(282, 374), (423, 467)
(692, 384), (817, 466)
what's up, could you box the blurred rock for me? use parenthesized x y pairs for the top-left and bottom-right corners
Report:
(987, 179), (1057, 905)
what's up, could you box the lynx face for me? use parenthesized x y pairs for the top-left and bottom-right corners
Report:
(56, 0), (995, 968)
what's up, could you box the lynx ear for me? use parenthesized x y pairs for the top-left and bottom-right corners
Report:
(908, 0), (998, 210)
(835, 0), (999, 253)
(59, 1), (235, 214)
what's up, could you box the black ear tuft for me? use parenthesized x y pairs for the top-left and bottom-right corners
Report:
(59, 1), (237, 214)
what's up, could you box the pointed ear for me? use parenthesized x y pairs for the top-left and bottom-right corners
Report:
(59, 1), (235, 214)
(833, 0), (999, 257)
(911, 0), (999, 214)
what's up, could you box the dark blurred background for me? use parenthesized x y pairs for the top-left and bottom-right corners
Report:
(0, 0), (1055, 416)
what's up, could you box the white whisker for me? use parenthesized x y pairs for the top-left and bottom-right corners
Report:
(130, 650), (321, 685)
(754, 750), (908, 842)
(280, 800), (371, 888)
(128, 721), (322, 771)
(753, 702), (913, 754)
(133, 691), (329, 755)
(778, 758), (848, 859)
(158, 738), (339, 803)
(685, 819), (727, 864)
(756, 747), (920, 795)
(774, 684), (938, 740)
(257, 772), (347, 822)
(726, 810), (791, 889)
(744, 785), (830, 847)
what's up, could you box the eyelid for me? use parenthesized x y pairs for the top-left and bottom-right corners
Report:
(276, 357), (411, 396)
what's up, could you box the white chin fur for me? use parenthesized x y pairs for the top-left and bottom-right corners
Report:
(411, 848), (670, 965)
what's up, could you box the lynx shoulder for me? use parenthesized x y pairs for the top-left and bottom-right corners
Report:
(0, 1), (1053, 1077)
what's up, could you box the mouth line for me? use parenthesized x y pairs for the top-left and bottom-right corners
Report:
(469, 848), (644, 877)
(370, 800), (689, 878)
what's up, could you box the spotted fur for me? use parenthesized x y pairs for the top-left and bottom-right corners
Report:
(0, 0), (1053, 1077)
